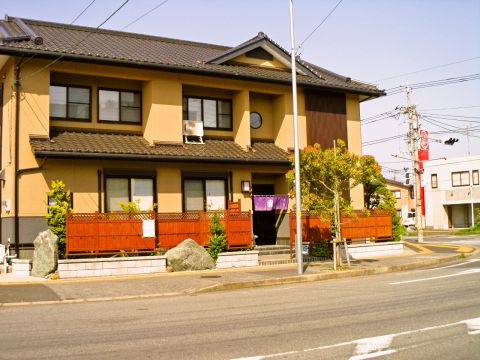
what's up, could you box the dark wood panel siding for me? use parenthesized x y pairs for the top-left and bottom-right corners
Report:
(305, 90), (348, 149)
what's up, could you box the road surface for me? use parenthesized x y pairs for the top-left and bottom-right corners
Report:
(2, 257), (479, 359)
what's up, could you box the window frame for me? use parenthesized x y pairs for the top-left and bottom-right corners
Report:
(182, 171), (229, 211)
(473, 170), (479, 186)
(431, 174), (438, 189)
(49, 84), (92, 122)
(103, 169), (156, 212)
(391, 190), (401, 199)
(182, 96), (233, 130)
(98, 88), (142, 125)
(451, 171), (470, 187)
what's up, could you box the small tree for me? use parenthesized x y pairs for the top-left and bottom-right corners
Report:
(207, 213), (227, 259)
(46, 180), (72, 259)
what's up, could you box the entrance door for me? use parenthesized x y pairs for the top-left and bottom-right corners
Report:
(252, 184), (276, 246)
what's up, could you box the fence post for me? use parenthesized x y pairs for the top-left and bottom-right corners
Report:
(225, 209), (230, 250)
(95, 211), (100, 253)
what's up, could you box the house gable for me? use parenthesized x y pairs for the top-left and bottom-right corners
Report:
(207, 32), (315, 76)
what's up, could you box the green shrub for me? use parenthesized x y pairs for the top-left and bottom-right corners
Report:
(45, 180), (72, 259)
(117, 200), (141, 214)
(310, 240), (332, 258)
(207, 213), (227, 259)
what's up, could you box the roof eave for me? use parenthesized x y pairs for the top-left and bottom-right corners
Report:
(33, 150), (291, 166)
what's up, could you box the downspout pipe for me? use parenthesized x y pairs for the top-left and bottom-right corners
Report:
(13, 60), (22, 257)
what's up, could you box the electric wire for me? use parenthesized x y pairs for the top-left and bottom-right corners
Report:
(71, 0), (97, 24)
(20, 0), (131, 82)
(385, 73), (480, 96)
(121, 0), (170, 30)
(419, 105), (480, 111)
(298, 0), (343, 47)
(374, 56), (480, 82)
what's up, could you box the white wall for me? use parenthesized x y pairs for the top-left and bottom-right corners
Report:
(423, 155), (480, 229)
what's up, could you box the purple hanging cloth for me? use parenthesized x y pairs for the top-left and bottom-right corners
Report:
(274, 195), (289, 210)
(253, 196), (275, 211)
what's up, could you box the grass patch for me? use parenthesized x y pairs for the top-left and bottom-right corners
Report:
(455, 228), (480, 235)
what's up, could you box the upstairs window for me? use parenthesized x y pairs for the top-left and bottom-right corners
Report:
(182, 96), (232, 130)
(391, 190), (401, 199)
(99, 89), (141, 123)
(431, 174), (438, 189)
(50, 85), (91, 121)
(452, 171), (470, 187)
(473, 170), (479, 185)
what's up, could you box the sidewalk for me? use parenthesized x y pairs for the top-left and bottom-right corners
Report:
(0, 242), (477, 307)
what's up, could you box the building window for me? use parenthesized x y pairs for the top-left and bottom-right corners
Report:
(431, 174), (438, 189)
(391, 190), (401, 199)
(182, 96), (232, 130)
(473, 170), (479, 185)
(50, 85), (91, 121)
(99, 89), (141, 123)
(452, 171), (470, 187)
(105, 171), (155, 211)
(183, 173), (228, 211)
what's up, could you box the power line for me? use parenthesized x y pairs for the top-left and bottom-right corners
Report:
(97, 0), (131, 28)
(71, 0), (97, 24)
(374, 56), (480, 82)
(20, 0), (131, 82)
(385, 73), (480, 96)
(21, 0), (99, 67)
(418, 105), (480, 111)
(299, 0), (343, 47)
(121, 0), (170, 30)
(362, 134), (405, 147)
(420, 113), (480, 119)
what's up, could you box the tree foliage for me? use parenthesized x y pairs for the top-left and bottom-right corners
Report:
(286, 140), (359, 219)
(287, 141), (405, 240)
(45, 180), (72, 259)
(207, 213), (227, 259)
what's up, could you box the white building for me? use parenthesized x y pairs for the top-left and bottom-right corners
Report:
(423, 155), (480, 229)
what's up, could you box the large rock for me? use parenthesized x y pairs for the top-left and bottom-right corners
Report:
(31, 229), (58, 278)
(165, 239), (215, 271)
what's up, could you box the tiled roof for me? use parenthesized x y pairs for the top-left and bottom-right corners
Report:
(30, 130), (291, 165)
(0, 16), (384, 97)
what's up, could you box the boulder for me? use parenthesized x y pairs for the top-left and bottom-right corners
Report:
(31, 229), (58, 278)
(165, 239), (215, 271)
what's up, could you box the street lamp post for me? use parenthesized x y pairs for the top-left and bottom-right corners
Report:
(289, 0), (303, 275)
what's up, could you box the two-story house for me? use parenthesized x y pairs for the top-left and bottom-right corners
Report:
(423, 155), (480, 229)
(0, 17), (384, 256)
(385, 179), (414, 223)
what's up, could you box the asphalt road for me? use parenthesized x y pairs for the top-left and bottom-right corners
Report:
(1, 257), (479, 360)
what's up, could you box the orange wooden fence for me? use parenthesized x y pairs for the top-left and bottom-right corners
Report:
(289, 211), (393, 256)
(156, 210), (252, 249)
(341, 211), (392, 240)
(66, 212), (156, 257)
(66, 208), (252, 256)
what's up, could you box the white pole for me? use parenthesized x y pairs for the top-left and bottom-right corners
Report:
(290, 0), (303, 275)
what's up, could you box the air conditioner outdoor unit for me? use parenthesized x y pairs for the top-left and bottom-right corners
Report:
(183, 120), (204, 144)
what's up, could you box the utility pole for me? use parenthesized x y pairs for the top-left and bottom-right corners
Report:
(403, 84), (424, 243)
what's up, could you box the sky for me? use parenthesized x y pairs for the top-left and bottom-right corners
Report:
(3, 0), (480, 181)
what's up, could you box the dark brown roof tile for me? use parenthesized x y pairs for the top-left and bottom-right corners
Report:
(30, 130), (291, 165)
(0, 17), (384, 97)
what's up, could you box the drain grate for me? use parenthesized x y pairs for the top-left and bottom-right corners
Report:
(200, 275), (222, 279)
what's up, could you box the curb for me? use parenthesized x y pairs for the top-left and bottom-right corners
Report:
(0, 252), (475, 307)
(192, 253), (469, 294)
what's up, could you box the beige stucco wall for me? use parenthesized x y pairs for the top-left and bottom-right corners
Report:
(231, 53), (288, 69)
(386, 182), (413, 211)
(6, 146), (291, 217)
